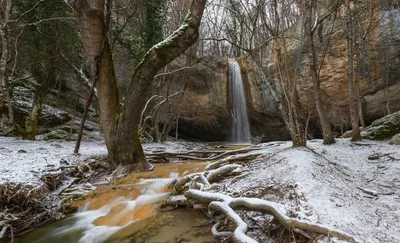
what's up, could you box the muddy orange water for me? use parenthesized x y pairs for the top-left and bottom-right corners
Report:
(77, 162), (206, 207)
(14, 161), (216, 243)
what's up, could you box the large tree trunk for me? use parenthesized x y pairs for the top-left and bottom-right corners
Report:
(0, 0), (14, 125)
(113, 0), (206, 171)
(75, 0), (122, 167)
(75, 0), (207, 172)
(345, 0), (362, 141)
(305, 0), (335, 145)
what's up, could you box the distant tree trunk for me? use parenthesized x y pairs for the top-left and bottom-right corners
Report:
(75, 0), (207, 172)
(305, 0), (335, 144)
(160, 117), (173, 142)
(276, 37), (306, 147)
(175, 113), (180, 141)
(70, 104), (77, 135)
(353, 0), (366, 128)
(24, 90), (43, 140)
(0, 0), (14, 125)
(345, 0), (362, 141)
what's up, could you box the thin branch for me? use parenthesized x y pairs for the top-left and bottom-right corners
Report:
(201, 37), (250, 52)
(154, 64), (200, 79)
(18, 17), (75, 27)
(59, 51), (95, 96)
(9, 28), (24, 78)
(10, 0), (46, 23)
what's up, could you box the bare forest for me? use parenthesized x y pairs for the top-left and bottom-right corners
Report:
(0, 0), (400, 242)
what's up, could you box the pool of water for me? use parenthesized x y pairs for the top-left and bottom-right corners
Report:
(14, 162), (211, 243)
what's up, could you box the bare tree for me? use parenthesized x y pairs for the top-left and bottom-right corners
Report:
(236, 0), (306, 146)
(74, 0), (207, 173)
(344, 0), (362, 141)
(304, 0), (335, 144)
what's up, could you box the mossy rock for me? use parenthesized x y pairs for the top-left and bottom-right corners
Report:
(37, 129), (77, 140)
(362, 111), (400, 140)
(341, 130), (353, 138)
(390, 133), (400, 145)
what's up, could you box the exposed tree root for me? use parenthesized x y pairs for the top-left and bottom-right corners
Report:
(184, 190), (359, 243)
(167, 148), (359, 243)
(147, 147), (262, 162)
(0, 156), (110, 240)
(173, 164), (242, 194)
(205, 154), (260, 170)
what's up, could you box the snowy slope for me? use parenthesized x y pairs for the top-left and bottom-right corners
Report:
(0, 137), (107, 187)
(225, 139), (400, 242)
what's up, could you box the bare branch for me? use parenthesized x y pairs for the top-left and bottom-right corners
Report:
(154, 64), (200, 79)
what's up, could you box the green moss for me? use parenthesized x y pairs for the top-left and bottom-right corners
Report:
(24, 115), (38, 140)
(362, 111), (400, 140)
(390, 133), (400, 145)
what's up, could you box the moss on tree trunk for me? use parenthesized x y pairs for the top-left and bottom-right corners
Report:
(75, 0), (207, 173)
(24, 91), (43, 140)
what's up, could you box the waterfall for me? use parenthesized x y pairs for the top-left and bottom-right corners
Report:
(229, 59), (251, 144)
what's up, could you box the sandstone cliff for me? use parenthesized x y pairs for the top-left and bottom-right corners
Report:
(161, 6), (400, 141)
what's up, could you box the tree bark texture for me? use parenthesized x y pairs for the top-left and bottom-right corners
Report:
(24, 90), (43, 140)
(0, 0), (14, 125)
(305, 0), (335, 145)
(75, 0), (207, 172)
(113, 0), (206, 170)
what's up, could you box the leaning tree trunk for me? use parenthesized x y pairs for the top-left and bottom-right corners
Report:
(75, 0), (122, 167)
(75, 0), (207, 172)
(113, 0), (206, 171)
(305, 0), (335, 144)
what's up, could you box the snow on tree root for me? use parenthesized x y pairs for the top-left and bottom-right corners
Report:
(185, 190), (360, 243)
(204, 153), (260, 171)
(206, 164), (241, 183)
(173, 164), (241, 194)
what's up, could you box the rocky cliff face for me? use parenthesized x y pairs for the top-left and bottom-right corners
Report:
(2, 6), (398, 143)
(0, 73), (100, 139)
(169, 7), (400, 142)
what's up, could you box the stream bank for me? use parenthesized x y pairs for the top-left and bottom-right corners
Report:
(2, 138), (400, 243)
(13, 161), (216, 243)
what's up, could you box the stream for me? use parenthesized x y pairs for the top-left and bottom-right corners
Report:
(14, 162), (216, 243)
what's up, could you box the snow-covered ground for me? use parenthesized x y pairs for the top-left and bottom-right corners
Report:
(1, 137), (399, 242)
(0, 137), (108, 188)
(0, 137), (210, 189)
(225, 139), (400, 242)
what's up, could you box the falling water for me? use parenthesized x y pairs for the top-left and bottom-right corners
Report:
(229, 59), (251, 144)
